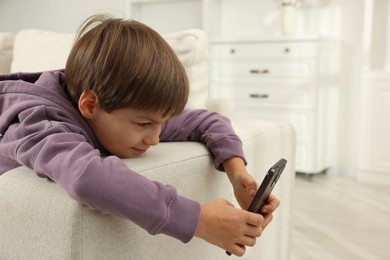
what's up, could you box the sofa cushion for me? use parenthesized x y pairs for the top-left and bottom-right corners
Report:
(0, 32), (15, 74)
(11, 29), (209, 108)
(11, 30), (74, 74)
(163, 30), (209, 108)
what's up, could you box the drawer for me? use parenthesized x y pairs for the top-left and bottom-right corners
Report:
(212, 60), (314, 81)
(213, 85), (314, 108)
(210, 41), (318, 59)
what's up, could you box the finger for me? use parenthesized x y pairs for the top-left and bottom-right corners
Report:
(247, 188), (257, 197)
(239, 235), (257, 247)
(228, 243), (246, 257)
(245, 211), (264, 227)
(264, 194), (278, 205)
(242, 174), (257, 188)
(245, 224), (263, 238)
(268, 194), (280, 207)
(244, 177), (257, 188)
(242, 180), (257, 196)
(261, 194), (280, 214)
(262, 213), (273, 229)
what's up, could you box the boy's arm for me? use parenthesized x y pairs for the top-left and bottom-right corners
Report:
(223, 157), (258, 209)
(160, 108), (247, 171)
(161, 109), (257, 210)
(2, 122), (200, 243)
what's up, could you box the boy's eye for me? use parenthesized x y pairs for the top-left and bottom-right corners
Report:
(137, 122), (151, 127)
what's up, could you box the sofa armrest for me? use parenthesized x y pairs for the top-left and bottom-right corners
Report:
(0, 120), (295, 260)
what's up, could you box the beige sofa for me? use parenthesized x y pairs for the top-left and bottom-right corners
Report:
(0, 29), (296, 260)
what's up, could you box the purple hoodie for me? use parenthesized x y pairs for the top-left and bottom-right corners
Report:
(0, 70), (246, 243)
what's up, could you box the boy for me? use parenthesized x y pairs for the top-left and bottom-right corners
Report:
(0, 15), (279, 256)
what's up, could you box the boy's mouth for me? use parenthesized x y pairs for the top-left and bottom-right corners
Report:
(132, 147), (148, 155)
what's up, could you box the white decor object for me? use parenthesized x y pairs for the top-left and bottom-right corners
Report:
(274, 0), (304, 36)
(281, 5), (298, 35)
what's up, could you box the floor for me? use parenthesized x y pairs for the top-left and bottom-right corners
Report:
(289, 172), (390, 260)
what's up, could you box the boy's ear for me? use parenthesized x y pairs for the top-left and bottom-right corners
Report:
(78, 91), (99, 118)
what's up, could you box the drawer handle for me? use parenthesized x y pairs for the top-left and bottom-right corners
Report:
(249, 94), (269, 99)
(250, 69), (269, 74)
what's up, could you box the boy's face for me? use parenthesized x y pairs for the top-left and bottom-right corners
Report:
(79, 91), (170, 158)
(89, 107), (169, 158)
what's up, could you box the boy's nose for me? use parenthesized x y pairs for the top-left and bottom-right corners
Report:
(143, 126), (161, 146)
(144, 134), (160, 146)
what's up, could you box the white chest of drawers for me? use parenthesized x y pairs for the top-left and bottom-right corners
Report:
(209, 37), (339, 174)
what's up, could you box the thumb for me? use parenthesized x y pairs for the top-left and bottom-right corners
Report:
(243, 175), (257, 197)
(247, 187), (257, 197)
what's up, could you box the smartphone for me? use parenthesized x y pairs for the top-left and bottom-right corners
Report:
(247, 158), (287, 214)
(226, 158), (287, 256)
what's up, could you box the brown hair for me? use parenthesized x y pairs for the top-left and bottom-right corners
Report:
(65, 14), (189, 117)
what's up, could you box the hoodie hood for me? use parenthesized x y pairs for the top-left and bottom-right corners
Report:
(0, 70), (103, 159)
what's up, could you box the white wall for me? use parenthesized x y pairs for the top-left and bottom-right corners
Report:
(0, 0), (127, 33)
(127, 0), (203, 34)
(368, 0), (390, 70)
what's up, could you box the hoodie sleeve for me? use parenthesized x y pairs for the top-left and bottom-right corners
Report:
(1, 107), (200, 243)
(160, 108), (247, 171)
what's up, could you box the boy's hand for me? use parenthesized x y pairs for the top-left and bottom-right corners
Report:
(259, 194), (280, 230)
(223, 157), (280, 228)
(195, 199), (264, 257)
(223, 157), (258, 209)
(197, 157), (280, 256)
(231, 170), (258, 210)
